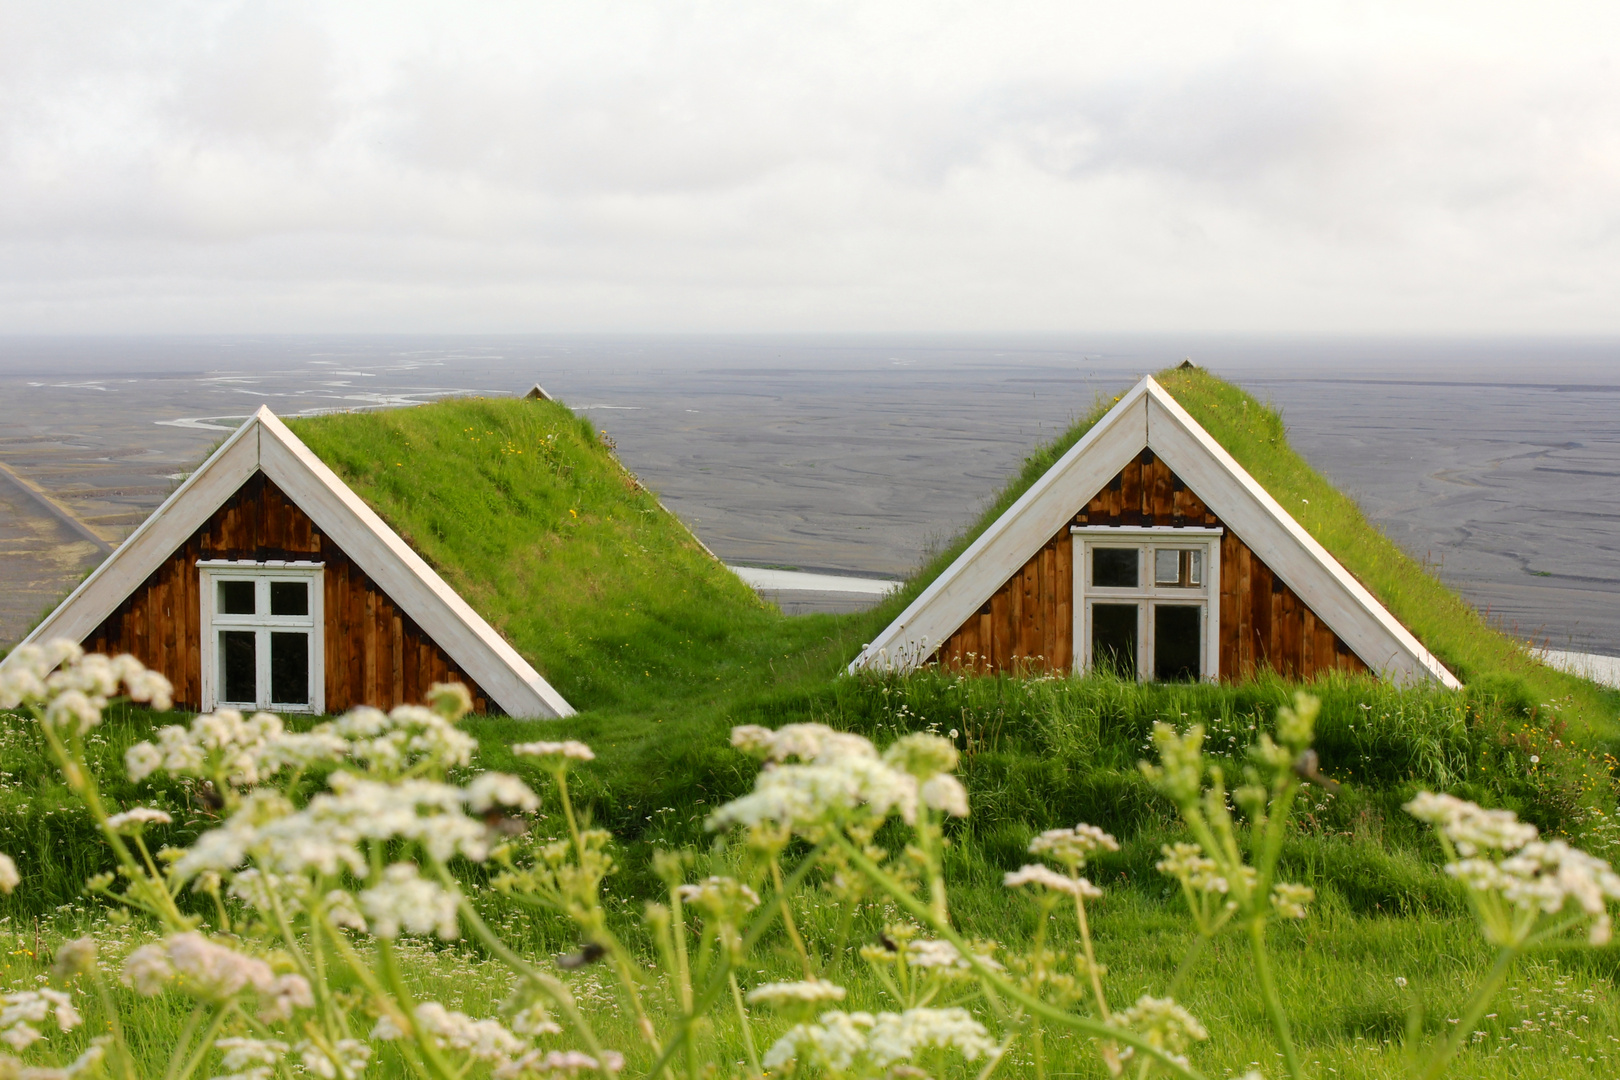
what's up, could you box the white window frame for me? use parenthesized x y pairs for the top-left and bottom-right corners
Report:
(198, 560), (325, 714)
(1070, 527), (1222, 682)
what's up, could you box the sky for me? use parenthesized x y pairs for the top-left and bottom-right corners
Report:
(2, 2), (1619, 335)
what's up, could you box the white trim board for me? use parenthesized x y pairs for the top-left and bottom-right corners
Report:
(850, 376), (1460, 689)
(1, 406), (574, 719)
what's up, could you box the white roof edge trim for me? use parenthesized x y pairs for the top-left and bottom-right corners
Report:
(1140, 379), (1459, 689)
(849, 378), (1156, 673)
(3, 410), (263, 659)
(4, 406), (576, 718)
(852, 375), (1460, 689)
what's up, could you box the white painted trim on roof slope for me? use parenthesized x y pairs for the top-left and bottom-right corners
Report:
(4, 407), (574, 719)
(850, 378), (1155, 671)
(850, 377), (1460, 689)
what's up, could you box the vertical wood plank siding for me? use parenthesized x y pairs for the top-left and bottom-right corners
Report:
(83, 472), (492, 713)
(934, 454), (1370, 681)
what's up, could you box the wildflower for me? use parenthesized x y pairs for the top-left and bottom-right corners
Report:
(763, 1007), (998, 1075)
(324, 888), (367, 931)
(511, 1001), (564, 1037)
(675, 875), (761, 916)
(412, 1002), (526, 1063)
(498, 1049), (626, 1076)
(124, 742), (163, 782)
(121, 945), (175, 995)
(1453, 840), (1620, 944)
(1028, 824), (1119, 869)
(709, 727), (921, 834)
(1004, 863), (1103, 899)
(1155, 843), (1228, 894)
(360, 863), (462, 940)
(0, 854), (17, 894)
(920, 774), (970, 817)
(883, 732), (959, 779)
(0, 988), (82, 1052)
(1140, 723), (1206, 806)
(512, 740), (595, 763)
(1270, 882), (1314, 920)
(747, 980), (848, 1006)
(1107, 995), (1208, 1069)
(49, 937), (97, 982)
(105, 806), (172, 832)
(1395, 977), (1408, 988)
(296, 1037), (372, 1079)
(215, 1036), (289, 1072)
(1405, 792), (1538, 856)
(465, 772), (541, 814)
(427, 681), (474, 720)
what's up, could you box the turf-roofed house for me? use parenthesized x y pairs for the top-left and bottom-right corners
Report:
(0, 407), (573, 719)
(854, 374), (1461, 688)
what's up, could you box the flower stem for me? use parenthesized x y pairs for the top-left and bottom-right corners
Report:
(1418, 946), (1518, 1080)
(1247, 916), (1302, 1080)
(729, 971), (764, 1080)
(831, 832), (1207, 1080)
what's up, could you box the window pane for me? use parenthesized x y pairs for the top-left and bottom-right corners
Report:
(1154, 549), (1181, 585)
(218, 580), (256, 615)
(1091, 603), (1138, 679)
(1188, 551), (1203, 586)
(270, 632), (310, 705)
(271, 581), (309, 617)
(1154, 605), (1201, 682)
(1092, 548), (1138, 588)
(221, 630), (256, 702)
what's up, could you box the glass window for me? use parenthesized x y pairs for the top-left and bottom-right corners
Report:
(1154, 605), (1201, 681)
(270, 632), (311, 705)
(202, 565), (322, 712)
(1093, 548), (1138, 588)
(1091, 603), (1138, 679)
(271, 581), (309, 616)
(221, 630), (257, 703)
(1154, 549), (1203, 587)
(218, 580), (256, 615)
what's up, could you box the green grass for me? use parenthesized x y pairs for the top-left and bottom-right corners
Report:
(5, 373), (1620, 1076)
(286, 398), (862, 716)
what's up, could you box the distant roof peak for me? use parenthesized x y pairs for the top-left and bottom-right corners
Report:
(524, 383), (555, 402)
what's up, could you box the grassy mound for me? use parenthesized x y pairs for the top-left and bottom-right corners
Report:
(287, 397), (857, 715)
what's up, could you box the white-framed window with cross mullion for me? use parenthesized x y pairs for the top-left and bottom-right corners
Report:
(198, 560), (325, 714)
(1070, 526), (1222, 683)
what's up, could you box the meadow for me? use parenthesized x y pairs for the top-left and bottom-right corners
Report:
(1, 369), (1618, 1079)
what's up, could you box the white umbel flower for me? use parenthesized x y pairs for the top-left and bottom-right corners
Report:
(465, 772), (541, 813)
(0, 988), (82, 1051)
(359, 863), (461, 940)
(512, 740), (595, 764)
(1029, 824), (1119, 868)
(105, 807), (172, 832)
(1004, 863), (1103, 898)
(0, 853), (18, 894)
(763, 1007), (998, 1075)
(747, 980), (848, 1006)
(412, 1002), (526, 1063)
(1405, 792), (1538, 856)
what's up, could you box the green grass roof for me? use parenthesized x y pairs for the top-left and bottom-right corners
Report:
(288, 397), (850, 716)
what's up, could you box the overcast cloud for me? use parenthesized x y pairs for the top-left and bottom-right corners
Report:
(2, 1), (1618, 333)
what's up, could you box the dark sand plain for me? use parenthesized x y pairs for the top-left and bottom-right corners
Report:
(0, 335), (1616, 655)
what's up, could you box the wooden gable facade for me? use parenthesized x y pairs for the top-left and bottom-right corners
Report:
(84, 472), (493, 714)
(933, 452), (1369, 681)
(855, 377), (1455, 688)
(5, 407), (574, 718)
